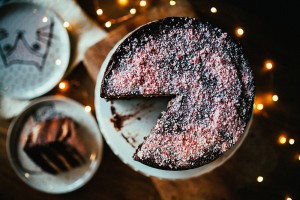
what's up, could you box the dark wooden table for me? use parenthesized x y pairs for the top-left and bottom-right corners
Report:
(1, 0), (299, 199)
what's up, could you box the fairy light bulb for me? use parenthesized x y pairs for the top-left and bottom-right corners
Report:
(265, 61), (273, 70)
(118, 0), (128, 6)
(211, 7), (217, 13)
(257, 176), (263, 182)
(278, 136), (287, 144)
(55, 59), (61, 66)
(105, 21), (112, 28)
(63, 21), (70, 28)
(170, 0), (176, 6)
(42, 17), (48, 23)
(84, 106), (92, 112)
(289, 138), (295, 145)
(236, 27), (244, 37)
(130, 8), (136, 14)
(140, 0), (146, 7)
(96, 9), (103, 15)
(257, 103), (264, 110)
(58, 81), (69, 91)
(272, 94), (279, 102)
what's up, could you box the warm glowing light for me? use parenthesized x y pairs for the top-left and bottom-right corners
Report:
(59, 82), (66, 90)
(265, 61), (273, 70)
(140, 0), (147, 7)
(90, 153), (96, 161)
(236, 28), (244, 36)
(286, 197), (292, 200)
(118, 0), (128, 6)
(289, 138), (295, 145)
(96, 9), (103, 15)
(257, 176), (263, 182)
(24, 173), (30, 178)
(272, 94), (279, 102)
(42, 17), (48, 23)
(278, 136), (287, 144)
(63, 21), (70, 28)
(130, 8), (136, 14)
(257, 103), (264, 110)
(55, 59), (61, 66)
(58, 81), (69, 91)
(298, 155), (300, 161)
(85, 105), (92, 112)
(170, 0), (176, 6)
(210, 7), (217, 13)
(105, 21), (112, 28)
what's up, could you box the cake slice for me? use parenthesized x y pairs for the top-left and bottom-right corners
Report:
(100, 17), (255, 170)
(23, 117), (86, 174)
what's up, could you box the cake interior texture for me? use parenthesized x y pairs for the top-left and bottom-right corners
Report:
(101, 17), (255, 170)
(23, 117), (86, 174)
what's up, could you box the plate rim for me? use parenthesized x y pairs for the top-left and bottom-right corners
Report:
(6, 95), (103, 194)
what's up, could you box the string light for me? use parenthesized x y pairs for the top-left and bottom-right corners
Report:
(289, 138), (295, 145)
(272, 94), (279, 102)
(130, 8), (136, 14)
(90, 153), (96, 161)
(58, 81), (69, 91)
(265, 61), (273, 70)
(63, 21), (70, 28)
(140, 0), (147, 7)
(235, 27), (244, 37)
(257, 103), (264, 110)
(278, 135), (287, 144)
(257, 176), (264, 183)
(170, 0), (176, 6)
(42, 17), (48, 23)
(84, 105), (92, 112)
(118, 0), (128, 6)
(298, 155), (300, 161)
(286, 197), (292, 200)
(210, 7), (217, 13)
(24, 173), (30, 178)
(55, 59), (61, 66)
(105, 21), (112, 28)
(96, 9), (103, 15)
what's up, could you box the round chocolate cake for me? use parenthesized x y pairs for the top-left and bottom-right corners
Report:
(100, 17), (255, 170)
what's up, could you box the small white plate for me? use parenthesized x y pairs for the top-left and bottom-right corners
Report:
(0, 2), (70, 99)
(7, 96), (103, 193)
(95, 31), (251, 179)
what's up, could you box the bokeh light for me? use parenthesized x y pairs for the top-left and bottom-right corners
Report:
(211, 7), (217, 13)
(140, 0), (147, 7)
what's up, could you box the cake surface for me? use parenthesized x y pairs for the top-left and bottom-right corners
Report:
(24, 117), (86, 174)
(100, 17), (255, 170)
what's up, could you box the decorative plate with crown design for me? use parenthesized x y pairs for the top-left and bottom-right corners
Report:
(0, 2), (70, 99)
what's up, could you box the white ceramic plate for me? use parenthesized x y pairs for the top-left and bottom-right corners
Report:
(95, 30), (251, 179)
(0, 2), (70, 99)
(7, 96), (103, 193)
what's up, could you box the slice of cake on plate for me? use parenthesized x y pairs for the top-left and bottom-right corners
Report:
(23, 117), (86, 174)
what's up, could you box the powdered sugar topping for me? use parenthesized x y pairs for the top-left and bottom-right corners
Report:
(101, 17), (254, 170)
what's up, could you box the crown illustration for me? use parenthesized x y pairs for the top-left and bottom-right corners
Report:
(0, 19), (54, 71)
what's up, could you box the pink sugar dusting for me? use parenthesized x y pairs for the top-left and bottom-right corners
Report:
(101, 17), (255, 170)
